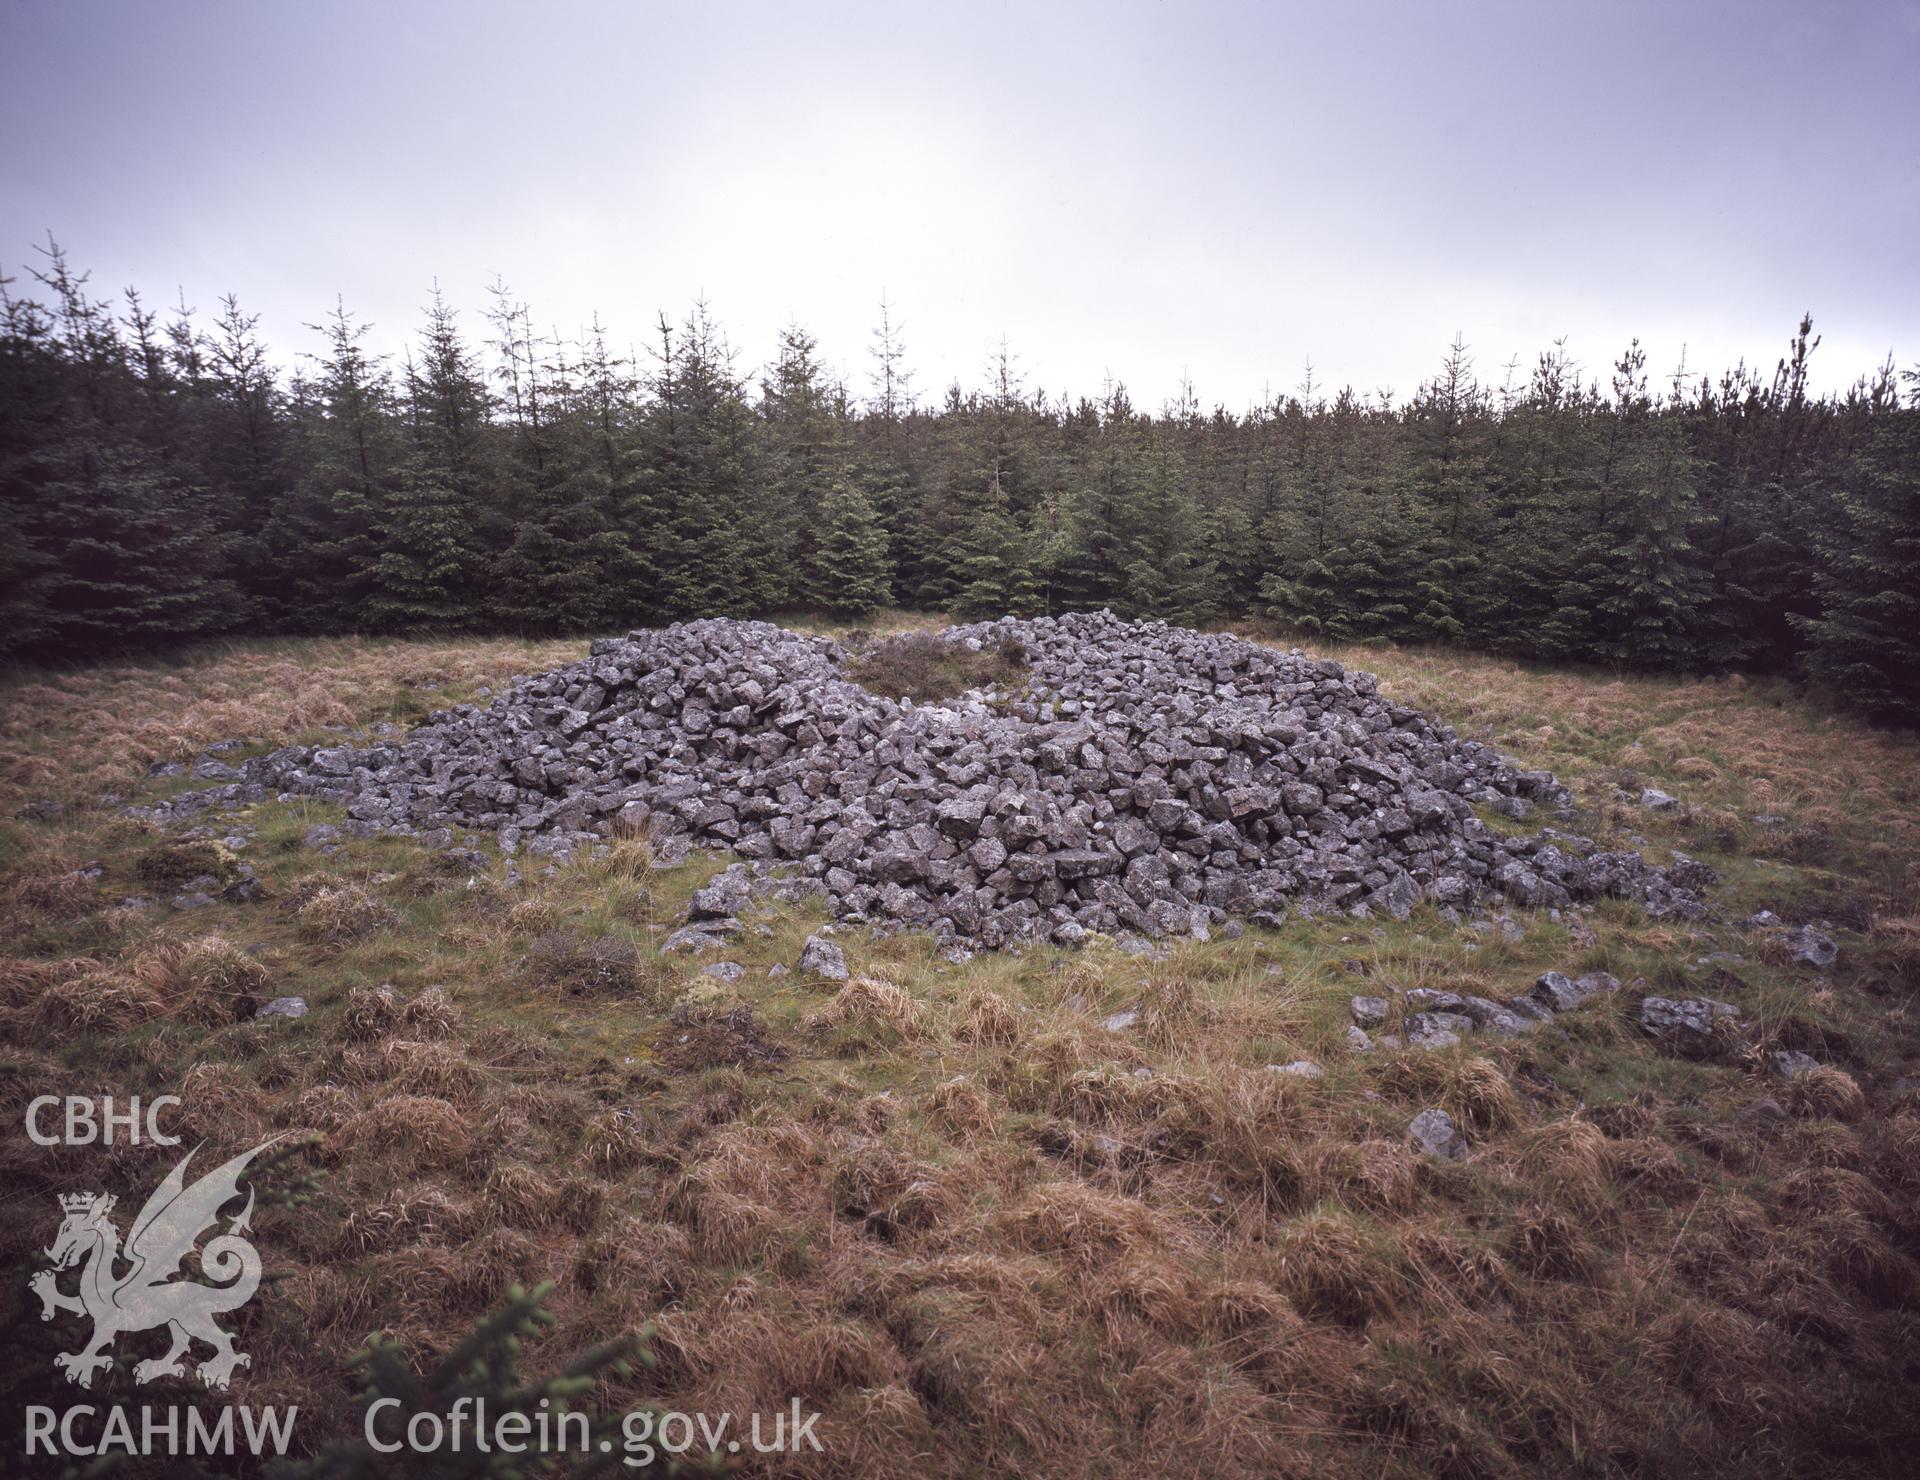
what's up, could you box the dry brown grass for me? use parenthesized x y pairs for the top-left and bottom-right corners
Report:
(1511, 1117), (1619, 1215)
(334, 1094), (474, 1168)
(0, 931), (272, 1030)
(4, 625), (1919, 1477)
(925, 1075), (996, 1139)
(1376, 1052), (1521, 1134)
(337, 982), (402, 1041)
(1271, 1210), (1403, 1325)
(949, 986), (1022, 1046)
(843, 630), (1029, 703)
(0, 860), (100, 937)
(1000, 1180), (1170, 1269)
(0, 634), (583, 814)
(28, 960), (165, 1031)
(804, 975), (924, 1049)
(286, 875), (399, 946)
(1784, 1065), (1869, 1123)
(518, 928), (649, 997)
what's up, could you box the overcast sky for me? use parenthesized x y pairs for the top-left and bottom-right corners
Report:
(2, 0), (1915, 410)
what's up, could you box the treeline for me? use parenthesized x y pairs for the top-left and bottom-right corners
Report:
(2, 239), (1916, 721)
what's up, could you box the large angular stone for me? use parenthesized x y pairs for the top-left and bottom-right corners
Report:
(1638, 995), (1738, 1045)
(798, 933), (849, 981)
(1784, 925), (1838, 970)
(1408, 1108), (1467, 1160)
(1406, 1011), (1473, 1049)
(1528, 970), (1619, 1014)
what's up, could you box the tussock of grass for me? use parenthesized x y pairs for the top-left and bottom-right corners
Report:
(30, 960), (165, 1030)
(950, 987), (1021, 1046)
(0, 861), (101, 936)
(1507, 1201), (1605, 1282)
(1001, 1180), (1169, 1269)
(658, 1003), (790, 1073)
(1376, 1052), (1520, 1133)
(336, 1095), (472, 1168)
(337, 981), (402, 1040)
(924, 1075), (996, 1139)
(518, 928), (649, 997)
(1272, 1210), (1403, 1325)
(1308, 1138), (1423, 1214)
(136, 837), (236, 887)
(1511, 1117), (1618, 1215)
(1785, 1064), (1869, 1122)
(804, 975), (924, 1050)
(287, 875), (398, 946)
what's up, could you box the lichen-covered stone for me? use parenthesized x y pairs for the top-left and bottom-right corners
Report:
(1409, 1107), (1467, 1160)
(170, 614), (1709, 949)
(797, 933), (849, 981)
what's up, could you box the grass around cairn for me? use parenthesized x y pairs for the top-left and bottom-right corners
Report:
(1, 614), (1917, 1476)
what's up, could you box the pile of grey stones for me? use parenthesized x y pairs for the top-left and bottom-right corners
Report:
(1352, 967), (1634, 1053)
(184, 613), (1712, 949)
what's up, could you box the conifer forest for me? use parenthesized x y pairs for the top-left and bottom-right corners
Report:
(2, 239), (1916, 722)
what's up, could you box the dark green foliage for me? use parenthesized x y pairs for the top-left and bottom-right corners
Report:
(811, 479), (894, 618)
(1539, 341), (1709, 665)
(0, 244), (1911, 724)
(23, 442), (246, 646)
(636, 304), (781, 620)
(279, 299), (399, 631)
(947, 476), (1040, 621)
(1792, 369), (1920, 724)
(1585, 411), (1710, 666)
(0, 242), (248, 651)
(351, 288), (489, 631)
(356, 459), (481, 630)
(273, 1281), (645, 1479)
(762, 322), (845, 607)
(493, 307), (657, 632)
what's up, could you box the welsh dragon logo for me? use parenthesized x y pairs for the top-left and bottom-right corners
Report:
(30, 1139), (274, 1390)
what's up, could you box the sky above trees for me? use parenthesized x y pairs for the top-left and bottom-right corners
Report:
(2, 0), (1914, 407)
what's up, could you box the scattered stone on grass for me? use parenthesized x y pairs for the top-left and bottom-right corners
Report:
(798, 933), (850, 981)
(1639, 995), (1740, 1047)
(1406, 1012), (1471, 1049)
(1785, 925), (1838, 970)
(1527, 970), (1621, 1014)
(1409, 1107), (1468, 1160)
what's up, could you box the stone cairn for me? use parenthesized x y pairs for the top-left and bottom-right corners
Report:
(184, 613), (1711, 948)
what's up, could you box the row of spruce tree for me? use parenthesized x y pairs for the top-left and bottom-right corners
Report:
(2, 239), (1915, 722)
